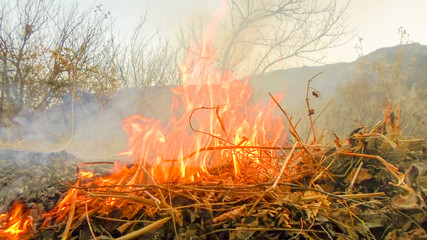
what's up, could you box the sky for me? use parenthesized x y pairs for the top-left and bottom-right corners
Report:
(70, 0), (427, 64)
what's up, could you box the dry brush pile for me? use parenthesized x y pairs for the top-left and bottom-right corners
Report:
(1, 99), (425, 240)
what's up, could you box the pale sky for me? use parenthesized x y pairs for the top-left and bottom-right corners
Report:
(72, 0), (427, 64)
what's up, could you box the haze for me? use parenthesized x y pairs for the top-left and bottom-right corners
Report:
(70, 0), (427, 64)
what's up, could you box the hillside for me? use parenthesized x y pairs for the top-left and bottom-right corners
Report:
(251, 43), (427, 108)
(1, 44), (426, 161)
(251, 43), (427, 137)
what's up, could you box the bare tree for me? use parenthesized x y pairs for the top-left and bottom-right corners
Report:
(224, 0), (350, 76)
(0, 0), (53, 123)
(176, 0), (350, 77)
(115, 15), (180, 87)
(0, 0), (119, 126)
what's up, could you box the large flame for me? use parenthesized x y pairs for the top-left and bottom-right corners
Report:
(1, 4), (288, 237)
(42, 7), (287, 225)
(113, 0), (285, 183)
(117, 37), (287, 182)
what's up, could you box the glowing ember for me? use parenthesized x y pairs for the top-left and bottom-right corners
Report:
(0, 201), (33, 240)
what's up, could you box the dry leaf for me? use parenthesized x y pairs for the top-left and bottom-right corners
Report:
(391, 191), (419, 210)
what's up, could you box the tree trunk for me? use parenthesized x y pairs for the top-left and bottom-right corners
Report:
(0, 52), (8, 126)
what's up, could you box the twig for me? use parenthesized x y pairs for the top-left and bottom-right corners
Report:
(84, 196), (98, 240)
(347, 161), (363, 194)
(189, 106), (233, 145)
(305, 72), (324, 143)
(269, 93), (321, 173)
(162, 145), (305, 162)
(215, 105), (231, 142)
(168, 187), (179, 236)
(115, 217), (171, 240)
(269, 141), (298, 190)
(290, 218), (304, 240)
(247, 192), (267, 216)
(213, 204), (246, 223)
(144, 191), (161, 206)
(203, 227), (323, 237)
(321, 225), (334, 240)
(137, 165), (170, 209)
(313, 99), (333, 125)
(61, 185), (78, 240)
(341, 192), (385, 199)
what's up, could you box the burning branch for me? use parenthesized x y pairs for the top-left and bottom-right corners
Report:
(189, 106), (233, 146)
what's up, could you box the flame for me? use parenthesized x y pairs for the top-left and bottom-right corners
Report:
(115, 0), (287, 183)
(4, 3), (288, 235)
(115, 37), (286, 183)
(79, 170), (94, 179)
(0, 201), (33, 240)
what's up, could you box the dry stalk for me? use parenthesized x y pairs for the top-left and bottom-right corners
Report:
(84, 197), (97, 240)
(313, 99), (333, 125)
(291, 218), (304, 240)
(305, 72), (324, 143)
(341, 192), (385, 199)
(128, 195), (159, 207)
(269, 93), (323, 182)
(137, 166), (170, 210)
(311, 154), (336, 184)
(269, 141), (298, 190)
(320, 225), (334, 240)
(203, 227), (323, 237)
(61, 185), (78, 240)
(168, 187), (179, 236)
(347, 161), (363, 194)
(117, 222), (134, 234)
(114, 217), (171, 240)
(93, 216), (153, 223)
(163, 145), (302, 162)
(189, 106), (234, 145)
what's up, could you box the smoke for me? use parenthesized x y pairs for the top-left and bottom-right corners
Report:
(0, 86), (173, 161)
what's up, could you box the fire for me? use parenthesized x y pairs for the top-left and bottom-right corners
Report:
(41, 12), (287, 231)
(113, 0), (286, 183)
(0, 201), (33, 240)
(1, 2), (288, 237)
(116, 39), (286, 182)
(78, 170), (94, 179)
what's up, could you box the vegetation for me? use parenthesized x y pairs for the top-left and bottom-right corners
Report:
(0, 0), (119, 126)
(1, 0), (424, 143)
(314, 43), (427, 138)
(0, 0), (350, 129)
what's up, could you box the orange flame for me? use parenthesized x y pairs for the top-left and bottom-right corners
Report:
(117, 9), (286, 183)
(0, 201), (33, 240)
(79, 170), (94, 179)
(16, 3), (289, 233)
